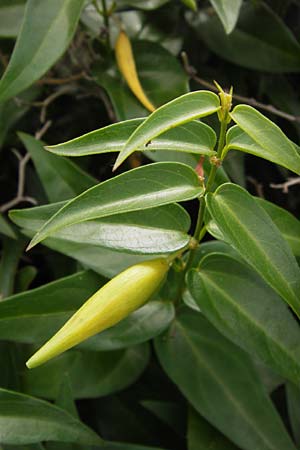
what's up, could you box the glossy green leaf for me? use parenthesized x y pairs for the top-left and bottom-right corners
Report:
(0, 271), (103, 344)
(155, 309), (296, 450)
(23, 344), (150, 399)
(27, 162), (202, 250)
(113, 91), (220, 169)
(0, 0), (85, 102)
(0, 3), (25, 38)
(188, 253), (300, 385)
(206, 197), (300, 258)
(286, 383), (300, 446)
(0, 388), (103, 445)
(256, 198), (300, 257)
(19, 133), (96, 202)
(199, 2), (300, 72)
(228, 107), (300, 174)
(11, 199), (191, 255)
(188, 408), (238, 450)
(209, 0), (242, 34)
(0, 214), (16, 239)
(46, 119), (216, 158)
(206, 183), (300, 317)
(94, 39), (188, 121)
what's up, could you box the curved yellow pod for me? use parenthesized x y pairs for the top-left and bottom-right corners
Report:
(26, 258), (169, 369)
(115, 30), (156, 113)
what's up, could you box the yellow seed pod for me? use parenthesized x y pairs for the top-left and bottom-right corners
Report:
(26, 258), (169, 369)
(115, 30), (156, 113)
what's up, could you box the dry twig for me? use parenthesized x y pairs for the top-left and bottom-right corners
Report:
(181, 52), (300, 124)
(270, 177), (300, 193)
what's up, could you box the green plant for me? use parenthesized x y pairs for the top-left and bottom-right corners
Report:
(1, 1), (300, 450)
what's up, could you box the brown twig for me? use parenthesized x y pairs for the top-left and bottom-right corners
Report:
(37, 71), (86, 86)
(0, 152), (37, 213)
(247, 176), (265, 198)
(270, 177), (300, 193)
(0, 120), (52, 213)
(181, 52), (300, 124)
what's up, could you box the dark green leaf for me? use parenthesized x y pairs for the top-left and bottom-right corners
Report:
(0, 214), (16, 239)
(228, 108), (300, 174)
(15, 265), (37, 292)
(19, 132), (96, 202)
(46, 119), (216, 158)
(0, 86), (41, 149)
(155, 309), (296, 450)
(206, 183), (300, 316)
(286, 383), (300, 446)
(188, 408), (239, 450)
(23, 344), (150, 399)
(0, 237), (25, 299)
(256, 198), (300, 257)
(199, 2), (300, 72)
(0, 270), (103, 344)
(94, 40), (188, 121)
(27, 162), (202, 250)
(0, 388), (103, 445)
(113, 91), (220, 169)
(0, 3), (25, 38)
(188, 253), (300, 385)
(209, 0), (242, 34)
(0, 0), (85, 102)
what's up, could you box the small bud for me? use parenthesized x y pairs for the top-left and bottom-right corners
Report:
(26, 258), (169, 369)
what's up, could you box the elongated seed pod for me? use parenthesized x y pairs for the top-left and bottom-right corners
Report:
(115, 30), (156, 112)
(26, 258), (169, 369)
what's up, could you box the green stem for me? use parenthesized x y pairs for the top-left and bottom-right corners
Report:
(94, 0), (111, 50)
(183, 114), (229, 274)
(101, 0), (111, 50)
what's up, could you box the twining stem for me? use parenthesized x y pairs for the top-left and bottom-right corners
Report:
(93, 0), (111, 50)
(183, 96), (230, 274)
(101, 0), (111, 50)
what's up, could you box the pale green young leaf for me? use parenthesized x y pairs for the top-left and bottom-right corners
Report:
(113, 91), (220, 170)
(0, 0), (85, 102)
(27, 162), (202, 250)
(206, 183), (300, 316)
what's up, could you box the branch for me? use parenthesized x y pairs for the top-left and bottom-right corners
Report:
(270, 177), (300, 193)
(181, 52), (300, 124)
